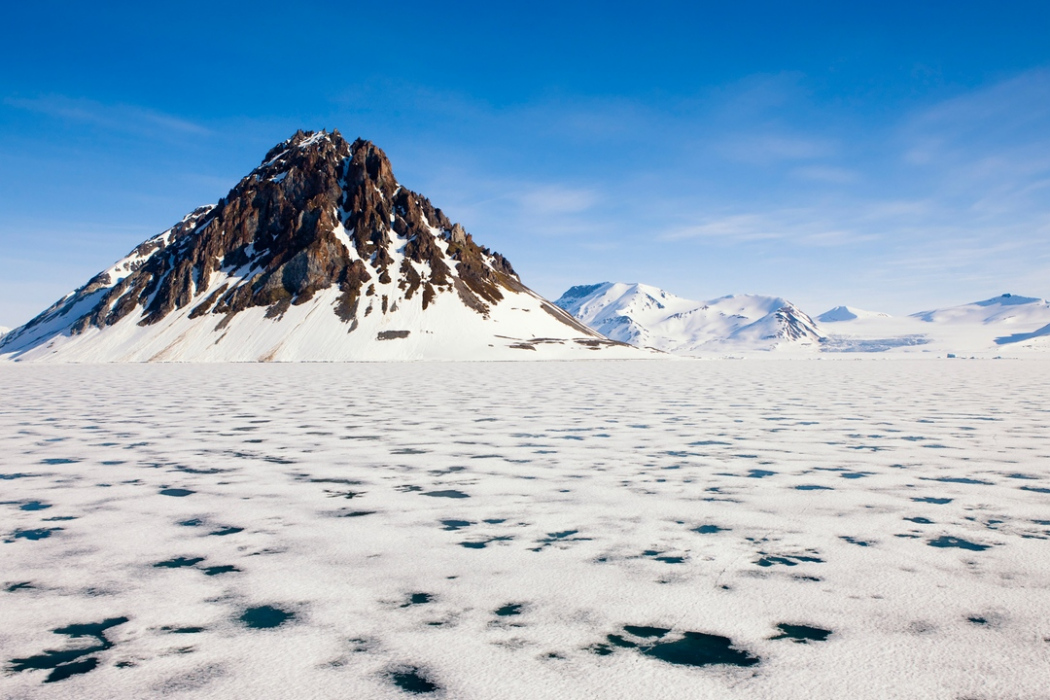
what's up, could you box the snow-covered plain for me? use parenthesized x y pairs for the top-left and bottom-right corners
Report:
(2, 361), (1049, 699)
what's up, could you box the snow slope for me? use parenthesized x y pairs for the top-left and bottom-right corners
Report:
(0, 132), (646, 363)
(555, 282), (825, 354)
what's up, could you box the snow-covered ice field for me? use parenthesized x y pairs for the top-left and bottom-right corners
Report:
(2, 361), (1049, 699)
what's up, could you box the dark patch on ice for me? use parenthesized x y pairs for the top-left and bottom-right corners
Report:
(7, 581), (34, 592)
(43, 516), (76, 521)
(160, 488), (195, 497)
(179, 518), (204, 527)
(770, 623), (832, 643)
(41, 458), (78, 465)
(240, 605), (294, 629)
(484, 518), (507, 524)
(440, 519), (473, 531)
(175, 466), (228, 474)
(606, 634), (637, 648)
(1006, 473), (1039, 480)
(401, 593), (433, 607)
(8, 527), (62, 542)
(531, 529), (592, 551)
(20, 501), (51, 511)
(431, 466), (466, 475)
(927, 536), (990, 551)
(307, 477), (364, 485)
(41, 657), (99, 682)
(154, 556), (205, 568)
(693, 525), (727, 534)
(644, 632), (759, 667)
(8, 616), (128, 683)
(162, 626), (205, 634)
(641, 549), (685, 564)
(912, 497), (952, 504)
(601, 626), (759, 667)
(1, 473), (37, 480)
(747, 469), (776, 478)
(392, 448), (428, 454)
(795, 485), (833, 491)
(755, 553), (824, 567)
(389, 666), (439, 694)
(1021, 485), (1050, 494)
(209, 526), (243, 536)
(624, 625), (670, 638)
(202, 565), (239, 576)
(495, 603), (523, 617)
(340, 510), (377, 517)
(920, 476), (993, 485)
(325, 489), (364, 499)
(840, 472), (871, 479)
(840, 536), (871, 547)
(905, 517), (934, 524)
(967, 616), (987, 625)
(396, 485), (423, 493)
(423, 490), (469, 499)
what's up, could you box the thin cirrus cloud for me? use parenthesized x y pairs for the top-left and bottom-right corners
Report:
(658, 210), (876, 247)
(715, 133), (837, 164)
(516, 186), (601, 216)
(4, 94), (210, 136)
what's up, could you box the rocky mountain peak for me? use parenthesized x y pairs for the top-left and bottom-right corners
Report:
(8, 131), (531, 347)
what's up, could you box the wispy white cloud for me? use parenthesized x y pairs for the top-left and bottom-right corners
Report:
(515, 186), (600, 215)
(716, 133), (837, 164)
(4, 94), (210, 136)
(659, 208), (879, 247)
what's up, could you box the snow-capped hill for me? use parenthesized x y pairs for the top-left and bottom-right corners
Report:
(911, 294), (1050, 325)
(0, 326), (9, 339)
(554, 282), (703, 348)
(0, 130), (645, 362)
(736, 303), (823, 343)
(817, 305), (890, 322)
(555, 284), (824, 354)
(818, 293), (1050, 355)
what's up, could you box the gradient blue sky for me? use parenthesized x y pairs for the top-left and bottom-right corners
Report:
(2, 1), (1049, 327)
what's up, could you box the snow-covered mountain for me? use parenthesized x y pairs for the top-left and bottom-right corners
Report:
(911, 294), (1050, 325)
(0, 131), (643, 362)
(817, 305), (890, 322)
(820, 294), (1050, 354)
(555, 282), (825, 354)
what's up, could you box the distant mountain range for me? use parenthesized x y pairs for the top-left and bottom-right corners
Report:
(554, 283), (823, 353)
(0, 131), (642, 362)
(556, 285), (1050, 356)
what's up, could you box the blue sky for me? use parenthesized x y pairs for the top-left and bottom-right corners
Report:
(2, 1), (1049, 327)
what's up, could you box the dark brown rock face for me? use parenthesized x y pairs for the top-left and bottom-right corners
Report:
(11, 130), (526, 341)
